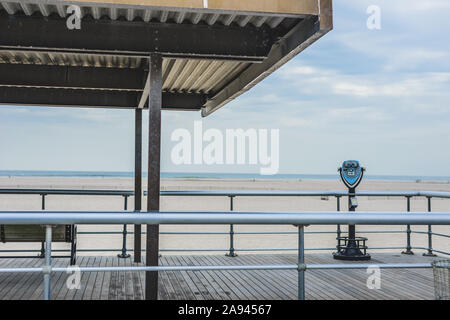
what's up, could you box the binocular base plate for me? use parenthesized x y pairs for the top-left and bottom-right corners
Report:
(333, 252), (371, 261)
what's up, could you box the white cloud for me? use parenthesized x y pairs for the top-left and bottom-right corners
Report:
(279, 117), (314, 127)
(327, 107), (392, 122)
(381, 0), (450, 12)
(333, 31), (449, 72)
(280, 61), (450, 99)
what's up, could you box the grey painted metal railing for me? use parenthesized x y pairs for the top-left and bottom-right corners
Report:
(0, 188), (449, 257)
(0, 211), (448, 300)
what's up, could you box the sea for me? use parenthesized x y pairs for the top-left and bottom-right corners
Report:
(0, 170), (450, 182)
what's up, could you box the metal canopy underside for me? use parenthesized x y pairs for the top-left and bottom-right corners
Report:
(0, 0), (333, 116)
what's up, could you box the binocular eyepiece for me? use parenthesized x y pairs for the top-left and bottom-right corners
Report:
(339, 160), (365, 189)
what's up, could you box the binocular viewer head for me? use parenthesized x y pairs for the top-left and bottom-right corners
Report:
(339, 160), (365, 189)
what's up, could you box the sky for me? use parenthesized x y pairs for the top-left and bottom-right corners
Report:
(1, 0), (450, 176)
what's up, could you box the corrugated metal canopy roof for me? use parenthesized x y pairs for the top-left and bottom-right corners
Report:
(0, 51), (249, 95)
(0, 0), (303, 27)
(0, 0), (333, 116)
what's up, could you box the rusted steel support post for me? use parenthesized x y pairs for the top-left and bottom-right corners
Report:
(146, 53), (162, 300)
(134, 108), (143, 263)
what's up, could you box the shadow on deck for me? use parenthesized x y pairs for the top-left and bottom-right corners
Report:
(0, 253), (440, 300)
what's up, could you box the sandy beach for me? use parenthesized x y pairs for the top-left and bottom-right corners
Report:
(0, 176), (449, 257)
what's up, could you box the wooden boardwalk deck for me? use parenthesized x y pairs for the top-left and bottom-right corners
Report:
(0, 253), (441, 300)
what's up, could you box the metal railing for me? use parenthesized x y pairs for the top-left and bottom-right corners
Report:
(0, 211), (448, 300)
(0, 188), (449, 257)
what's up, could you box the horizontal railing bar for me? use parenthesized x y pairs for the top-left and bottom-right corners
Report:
(0, 267), (45, 273)
(0, 256), (70, 259)
(0, 249), (42, 252)
(77, 230), (407, 236)
(0, 189), (134, 196)
(161, 232), (230, 235)
(0, 263), (433, 274)
(78, 232), (124, 234)
(159, 190), (450, 198)
(412, 247), (450, 256)
(235, 246), (410, 251)
(411, 231), (450, 238)
(0, 211), (449, 225)
(307, 263), (433, 269)
(0, 246), (411, 254)
(3, 245), (448, 254)
(1, 189), (450, 199)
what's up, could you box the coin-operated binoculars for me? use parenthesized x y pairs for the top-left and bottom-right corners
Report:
(333, 160), (371, 261)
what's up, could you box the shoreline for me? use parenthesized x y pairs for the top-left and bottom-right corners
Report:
(1, 171), (450, 184)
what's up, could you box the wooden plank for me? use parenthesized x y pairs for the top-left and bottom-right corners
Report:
(179, 255), (218, 300)
(264, 254), (378, 300)
(229, 255), (291, 300)
(172, 256), (205, 300)
(116, 256), (126, 300)
(46, 257), (68, 300)
(73, 256), (94, 299)
(207, 255), (280, 300)
(155, 256), (169, 300)
(163, 256), (188, 299)
(79, 256), (99, 300)
(311, 255), (421, 300)
(130, 257), (144, 300)
(55, 256), (83, 300)
(181, 255), (229, 300)
(0, 253), (439, 300)
(100, 256), (112, 300)
(52, 258), (72, 300)
(64, 255), (87, 300)
(166, 256), (199, 300)
(0, 258), (28, 298)
(0, 258), (13, 267)
(4, 258), (41, 300)
(91, 256), (106, 300)
(248, 254), (326, 300)
(251, 254), (327, 300)
(108, 256), (120, 300)
(14, 258), (46, 300)
(158, 256), (179, 300)
(165, 256), (198, 300)
(308, 255), (389, 299)
(124, 257), (135, 300)
(181, 255), (238, 300)
(202, 254), (260, 300)
(194, 255), (252, 300)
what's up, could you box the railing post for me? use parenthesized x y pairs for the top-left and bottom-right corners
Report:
(297, 225), (306, 300)
(118, 195), (131, 258)
(336, 196), (341, 240)
(423, 197), (437, 257)
(402, 196), (414, 255)
(39, 194), (46, 258)
(43, 225), (52, 300)
(226, 196), (237, 257)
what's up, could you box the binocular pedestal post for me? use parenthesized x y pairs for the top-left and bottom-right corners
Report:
(333, 187), (371, 261)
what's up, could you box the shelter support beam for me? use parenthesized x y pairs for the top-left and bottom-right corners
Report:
(0, 86), (205, 110)
(0, 11), (277, 61)
(146, 53), (162, 300)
